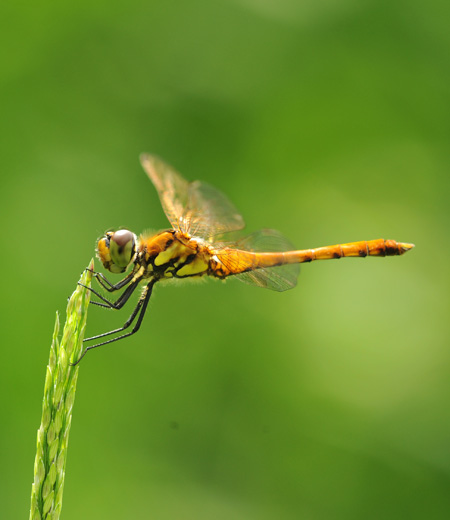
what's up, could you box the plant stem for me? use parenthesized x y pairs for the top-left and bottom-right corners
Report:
(30, 262), (93, 520)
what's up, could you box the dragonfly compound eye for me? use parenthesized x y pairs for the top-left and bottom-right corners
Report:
(97, 229), (136, 273)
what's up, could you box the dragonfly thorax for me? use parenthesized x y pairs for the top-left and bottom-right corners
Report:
(137, 230), (211, 281)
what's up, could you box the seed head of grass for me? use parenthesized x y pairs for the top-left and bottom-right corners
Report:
(30, 262), (93, 520)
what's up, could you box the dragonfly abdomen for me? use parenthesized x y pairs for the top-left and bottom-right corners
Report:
(213, 239), (414, 277)
(288, 239), (414, 263)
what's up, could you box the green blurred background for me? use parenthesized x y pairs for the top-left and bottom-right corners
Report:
(1, 0), (449, 518)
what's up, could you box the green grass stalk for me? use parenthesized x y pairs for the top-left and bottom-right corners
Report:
(29, 262), (93, 520)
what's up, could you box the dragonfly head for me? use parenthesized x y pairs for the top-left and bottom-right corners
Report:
(97, 229), (137, 274)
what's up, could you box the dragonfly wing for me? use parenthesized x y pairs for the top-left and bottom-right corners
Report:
(216, 229), (300, 292)
(187, 181), (245, 239)
(140, 154), (245, 238)
(140, 154), (190, 232)
(235, 266), (299, 292)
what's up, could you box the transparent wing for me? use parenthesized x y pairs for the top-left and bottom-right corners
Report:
(140, 154), (190, 233)
(187, 181), (245, 239)
(216, 229), (300, 292)
(140, 154), (245, 239)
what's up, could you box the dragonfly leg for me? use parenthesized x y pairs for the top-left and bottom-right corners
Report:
(71, 280), (155, 365)
(82, 266), (134, 292)
(78, 278), (140, 310)
(82, 281), (155, 342)
(93, 272), (135, 292)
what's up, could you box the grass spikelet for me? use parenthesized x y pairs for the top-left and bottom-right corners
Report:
(29, 262), (93, 520)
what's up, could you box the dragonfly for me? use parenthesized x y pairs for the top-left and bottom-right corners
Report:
(74, 154), (414, 363)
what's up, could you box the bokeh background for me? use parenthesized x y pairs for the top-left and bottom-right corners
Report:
(1, 1), (449, 518)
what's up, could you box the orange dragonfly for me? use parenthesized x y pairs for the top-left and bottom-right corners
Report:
(75, 153), (414, 363)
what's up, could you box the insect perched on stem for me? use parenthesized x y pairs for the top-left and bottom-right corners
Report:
(74, 154), (414, 364)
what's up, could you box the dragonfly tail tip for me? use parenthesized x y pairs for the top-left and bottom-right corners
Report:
(399, 242), (415, 254)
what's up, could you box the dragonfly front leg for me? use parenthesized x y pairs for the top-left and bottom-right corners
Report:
(92, 271), (135, 292)
(83, 267), (135, 292)
(72, 280), (156, 365)
(78, 278), (141, 310)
